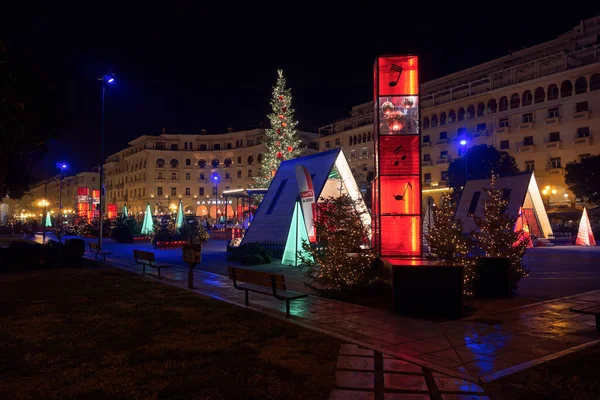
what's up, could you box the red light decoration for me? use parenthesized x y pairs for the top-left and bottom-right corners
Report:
(281, 122), (287, 127)
(287, 146), (293, 152)
(372, 55), (421, 257)
(278, 115), (284, 119)
(276, 151), (283, 159)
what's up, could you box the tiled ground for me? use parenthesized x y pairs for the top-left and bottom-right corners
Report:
(330, 343), (488, 399)
(83, 243), (600, 383)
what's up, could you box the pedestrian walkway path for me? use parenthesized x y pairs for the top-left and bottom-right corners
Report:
(84, 246), (600, 386)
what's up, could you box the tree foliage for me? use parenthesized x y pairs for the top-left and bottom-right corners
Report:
(565, 155), (600, 205)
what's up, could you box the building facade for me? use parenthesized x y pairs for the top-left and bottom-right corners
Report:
(314, 16), (600, 209)
(104, 128), (318, 219)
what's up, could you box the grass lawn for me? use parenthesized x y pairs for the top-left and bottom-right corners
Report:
(0, 266), (341, 399)
(484, 343), (600, 399)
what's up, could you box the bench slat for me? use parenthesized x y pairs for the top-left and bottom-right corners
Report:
(228, 267), (284, 282)
(236, 283), (307, 300)
(133, 250), (155, 262)
(228, 267), (285, 290)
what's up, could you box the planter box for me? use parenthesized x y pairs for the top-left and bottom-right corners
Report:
(475, 257), (510, 298)
(380, 258), (464, 318)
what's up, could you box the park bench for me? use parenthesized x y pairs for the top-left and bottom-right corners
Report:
(89, 242), (113, 262)
(570, 304), (600, 332)
(134, 249), (171, 277)
(227, 266), (308, 318)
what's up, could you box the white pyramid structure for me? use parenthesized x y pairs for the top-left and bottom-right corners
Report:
(576, 207), (596, 246)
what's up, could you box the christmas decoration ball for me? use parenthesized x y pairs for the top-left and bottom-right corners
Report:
(272, 169), (277, 177)
(287, 146), (293, 152)
(276, 129), (281, 134)
(276, 141), (281, 146)
(276, 151), (283, 159)
(403, 97), (414, 109)
(282, 107), (287, 112)
(278, 95), (284, 100)
(381, 101), (394, 117)
(386, 111), (406, 132)
(278, 115), (284, 119)
(281, 122), (287, 127)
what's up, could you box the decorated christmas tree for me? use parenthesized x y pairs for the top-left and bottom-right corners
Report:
(425, 192), (477, 295)
(471, 174), (529, 289)
(254, 69), (302, 188)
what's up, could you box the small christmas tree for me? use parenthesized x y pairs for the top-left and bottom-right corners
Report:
(254, 69), (302, 188)
(296, 193), (376, 295)
(151, 214), (175, 246)
(425, 192), (477, 295)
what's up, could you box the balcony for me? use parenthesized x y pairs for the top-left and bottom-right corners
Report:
(435, 139), (447, 146)
(543, 117), (560, 126)
(547, 168), (564, 176)
(518, 145), (536, 153)
(573, 136), (592, 146)
(422, 160), (432, 166)
(436, 159), (449, 165)
(545, 141), (563, 150)
(473, 130), (489, 140)
(572, 111), (590, 120)
(519, 122), (535, 131)
(422, 181), (432, 187)
(495, 126), (510, 134)
(421, 142), (432, 148)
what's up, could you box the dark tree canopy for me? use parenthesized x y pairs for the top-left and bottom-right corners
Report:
(448, 144), (519, 195)
(0, 41), (59, 199)
(565, 155), (600, 205)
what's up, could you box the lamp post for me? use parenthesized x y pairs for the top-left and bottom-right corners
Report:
(212, 173), (220, 224)
(541, 185), (557, 209)
(38, 199), (49, 243)
(57, 163), (67, 242)
(97, 73), (115, 250)
(460, 139), (468, 184)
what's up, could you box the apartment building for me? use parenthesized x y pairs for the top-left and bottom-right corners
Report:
(314, 15), (600, 208)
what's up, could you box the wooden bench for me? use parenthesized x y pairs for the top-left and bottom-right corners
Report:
(228, 266), (308, 317)
(89, 242), (113, 262)
(570, 304), (600, 332)
(134, 249), (171, 277)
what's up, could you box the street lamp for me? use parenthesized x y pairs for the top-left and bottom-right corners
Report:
(460, 139), (468, 183)
(38, 199), (50, 243)
(97, 73), (115, 250)
(57, 163), (67, 242)
(212, 172), (220, 223)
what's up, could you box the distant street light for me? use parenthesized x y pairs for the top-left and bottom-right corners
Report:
(213, 173), (220, 223)
(460, 140), (468, 183)
(56, 163), (67, 242)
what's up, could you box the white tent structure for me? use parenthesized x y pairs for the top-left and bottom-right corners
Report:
(241, 149), (371, 258)
(455, 172), (553, 240)
(576, 208), (596, 246)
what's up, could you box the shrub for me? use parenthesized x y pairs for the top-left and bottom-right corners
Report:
(228, 242), (273, 265)
(3, 241), (45, 270)
(111, 225), (134, 243)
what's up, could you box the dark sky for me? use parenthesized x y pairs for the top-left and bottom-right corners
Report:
(3, 2), (599, 176)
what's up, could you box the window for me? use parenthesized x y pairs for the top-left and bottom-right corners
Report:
(591, 74), (600, 91)
(487, 100), (497, 114)
(247, 155), (254, 164)
(548, 84), (559, 100)
(467, 105), (475, 118)
(468, 191), (481, 214)
(439, 131), (447, 140)
(440, 151), (448, 159)
(224, 158), (232, 167)
(200, 173), (205, 180)
(522, 90), (532, 106)
(523, 136), (534, 146)
(170, 159), (179, 168)
(560, 80), (573, 97)
(423, 117), (430, 129)
(551, 157), (562, 169)
(239, 139), (243, 146)
(423, 154), (431, 161)
(200, 144), (207, 151)
(431, 114), (438, 127)
(171, 172), (177, 180)
(248, 140), (254, 146)
(362, 164), (368, 171)
(448, 109), (456, 122)
(476, 103), (485, 117)
(198, 159), (206, 168)
(156, 158), (165, 168)
(257, 154), (263, 163)
(361, 147), (368, 156)
(534, 87), (545, 103)
(424, 173), (432, 182)
(458, 107), (465, 120)
(476, 123), (486, 132)
(155, 142), (166, 150)
(499, 118), (509, 128)
(522, 113), (534, 123)
(213, 144), (221, 150)
(325, 141), (331, 148)
(185, 172), (190, 180)
(440, 112), (447, 125)
(441, 171), (449, 181)
(171, 187), (176, 196)
(227, 143), (232, 149)
(510, 93), (520, 109)
(211, 158), (219, 168)
(225, 172), (231, 179)
(157, 187), (163, 196)
(185, 188), (190, 196)
(423, 135), (430, 143)
(348, 136), (353, 146)
(237, 156), (242, 164)
(199, 187), (204, 196)
(577, 127), (590, 138)
(579, 153), (591, 162)
(237, 170), (242, 178)
(248, 170), (252, 177)
(575, 101), (588, 112)
(575, 77), (587, 94)
(457, 127), (466, 136)
(186, 158), (191, 166)
(184, 142), (188, 149)
(547, 107), (560, 118)
(549, 132), (560, 142)
(170, 143), (178, 150)
(335, 138), (341, 146)
(500, 140), (509, 150)
(499, 97), (508, 111)
(157, 172), (163, 180)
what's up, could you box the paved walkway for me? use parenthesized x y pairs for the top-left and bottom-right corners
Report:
(81, 241), (600, 387)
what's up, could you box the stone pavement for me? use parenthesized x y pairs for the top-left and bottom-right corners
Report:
(82, 241), (600, 387)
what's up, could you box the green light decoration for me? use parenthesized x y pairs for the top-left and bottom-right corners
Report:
(123, 204), (128, 217)
(282, 201), (313, 267)
(45, 212), (52, 227)
(175, 199), (184, 230)
(141, 203), (154, 235)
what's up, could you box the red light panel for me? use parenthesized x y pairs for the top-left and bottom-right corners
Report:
(378, 136), (420, 176)
(379, 176), (421, 216)
(380, 216), (421, 256)
(377, 56), (419, 96)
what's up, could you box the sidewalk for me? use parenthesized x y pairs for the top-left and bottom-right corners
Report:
(85, 243), (600, 385)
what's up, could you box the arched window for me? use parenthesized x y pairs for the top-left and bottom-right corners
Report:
(210, 158), (218, 168)
(499, 96), (508, 111)
(431, 114), (438, 127)
(247, 155), (254, 164)
(362, 133), (366, 142)
(510, 93), (520, 109)
(573, 77), (587, 95)
(235, 140), (239, 147)
(257, 153), (263, 163)
(522, 90), (533, 106)
(476, 103), (485, 117)
(560, 80), (573, 97)
(358, 134), (362, 143)
(534, 87), (545, 103)
(198, 159), (206, 168)
(348, 136), (353, 146)
(423, 116), (430, 129)
(547, 84), (559, 100)
(224, 158), (232, 167)
(591, 74), (600, 91)
(353, 135), (357, 145)
(457, 107), (465, 121)
(169, 158), (179, 168)
(467, 105), (475, 118)
(487, 99), (497, 113)
(439, 112), (447, 125)
(367, 132), (372, 142)
(448, 109), (456, 122)
(156, 158), (165, 168)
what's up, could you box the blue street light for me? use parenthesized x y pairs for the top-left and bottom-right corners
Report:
(56, 163), (68, 242)
(459, 139), (467, 146)
(212, 173), (220, 222)
(460, 140), (468, 182)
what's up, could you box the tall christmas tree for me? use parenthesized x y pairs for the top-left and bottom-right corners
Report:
(254, 69), (302, 188)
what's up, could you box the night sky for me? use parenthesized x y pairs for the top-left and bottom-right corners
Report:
(3, 2), (598, 177)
